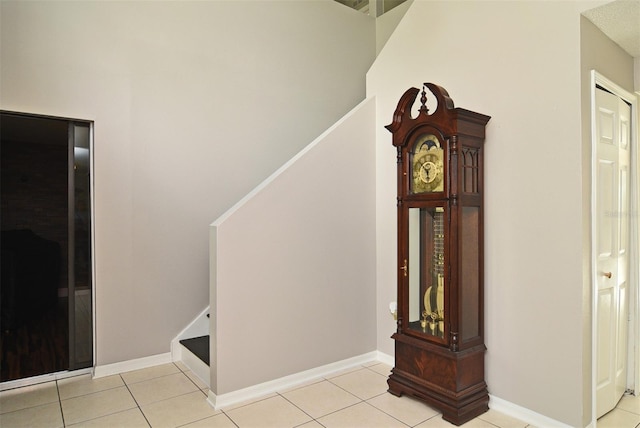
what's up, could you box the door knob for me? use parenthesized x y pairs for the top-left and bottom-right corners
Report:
(603, 271), (612, 278)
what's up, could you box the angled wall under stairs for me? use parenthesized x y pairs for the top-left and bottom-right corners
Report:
(209, 97), (377, 404)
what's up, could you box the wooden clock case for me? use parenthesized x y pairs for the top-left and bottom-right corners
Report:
(386, 83), (490, 425)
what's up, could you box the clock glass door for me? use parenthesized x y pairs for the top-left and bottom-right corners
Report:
(407, 206), (446, 340)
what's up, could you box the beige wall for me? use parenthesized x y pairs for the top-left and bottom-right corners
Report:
(0, 0), (375, 366)
(367, 1), (624, 425)
(375, 0), (412, 55)
(580, 16), (636, 426)
(210, 98), (377, 394)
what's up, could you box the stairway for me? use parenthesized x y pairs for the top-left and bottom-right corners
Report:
(174, 311), (210, 387)
(179, 335), (209, 366)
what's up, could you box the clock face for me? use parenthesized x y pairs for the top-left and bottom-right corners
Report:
(411, 134), (444, 193)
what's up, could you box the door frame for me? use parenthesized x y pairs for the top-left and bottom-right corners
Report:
(0, 110), (96, 390)
(590, 70), (640, 423)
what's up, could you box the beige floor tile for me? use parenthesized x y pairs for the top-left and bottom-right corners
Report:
(0, 381), (59, 414)
(120, 363), (180, 385)
(140, 390), (220, 428)
(0, 401), (63, 428)
(323, 365), (364, 379)
(597, 407), (640, 428)
(225, 395), (312, 428)
(367, 363), (393, 377)
(181, 412), (238, 428)
(7, 361), (639, 428)
(61, 385), (137, 425)
(328, 368), (389, 400)
(67, 408), (149, 427)
(282, 380), (360, 419)
(296, 421), (325, 428)
(277, 378), (326, 395)
(477, 408), (527, 428)
(174, 360), (189, 372)
(367, 392), (438, 426)
(415, 414), (496, 427)
(217, 392), (278, 412)
(316, 401), (406, 428)
(616, 394), (640, 415)
(184, 370), (209, 390)
(58, 374), (124, 400)
(128, 372), (199, 405)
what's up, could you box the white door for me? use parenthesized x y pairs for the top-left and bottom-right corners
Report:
(595, 86), (631, 418)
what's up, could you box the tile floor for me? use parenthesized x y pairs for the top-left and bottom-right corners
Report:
(0, 360), (638, 428)
(599, 393), (640, 428)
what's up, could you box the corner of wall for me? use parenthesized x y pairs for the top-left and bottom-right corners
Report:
(209, 224), (218, 393)
(375, 0), (413, 56)
(634, 57), (640, 93)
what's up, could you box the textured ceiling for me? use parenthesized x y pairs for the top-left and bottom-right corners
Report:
(583, 0), (640, 58)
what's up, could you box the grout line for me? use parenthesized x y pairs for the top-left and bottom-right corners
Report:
(119, 374), (152, 428)
(178, 370), (209, 392)
(172, 362), (187, 373)
(360, 399), (412, 427)
(220, 409), (241, 428)
(475, 416), (502, 428)
(120, 368), (184, 386)
(312, 400), (364, 421)
(313, 419), (328, 428)
(56, 374), (127, 402)
(217, 392), (280, 412)
(173, 410), (237, 428)
(63, 407), (144, 428)
(55, 379), (66, 428)
(606, 406), (640, 417)
(58, 379), (143, 427)
(277, 391), (316, 424)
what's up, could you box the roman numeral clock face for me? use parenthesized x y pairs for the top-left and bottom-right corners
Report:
(412, 134), (444, 193)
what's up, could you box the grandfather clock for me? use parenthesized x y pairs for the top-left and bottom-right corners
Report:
(386, 83), (490, 425)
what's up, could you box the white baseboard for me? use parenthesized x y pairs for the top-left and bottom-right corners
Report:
(207, 351), (379, 410)
(0, 368), (92, 392)
(91, 349), (572, 427)
(489, 395), (573, 428)
(93, 352), (172, 379)
(376, 350), (394, 367)
(180, 343), (210, 388)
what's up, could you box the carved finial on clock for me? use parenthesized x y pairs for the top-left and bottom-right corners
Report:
(419, 84), (429, 114)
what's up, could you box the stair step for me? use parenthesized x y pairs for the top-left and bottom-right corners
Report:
(179, 335), (209, 366)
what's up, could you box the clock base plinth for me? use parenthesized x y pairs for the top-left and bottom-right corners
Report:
(388, 333), (489, 426)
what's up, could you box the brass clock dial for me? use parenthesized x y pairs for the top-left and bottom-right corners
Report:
(412, 134), (443, 193)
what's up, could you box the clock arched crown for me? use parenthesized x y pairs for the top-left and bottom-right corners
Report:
(386, 83), (456, 148)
